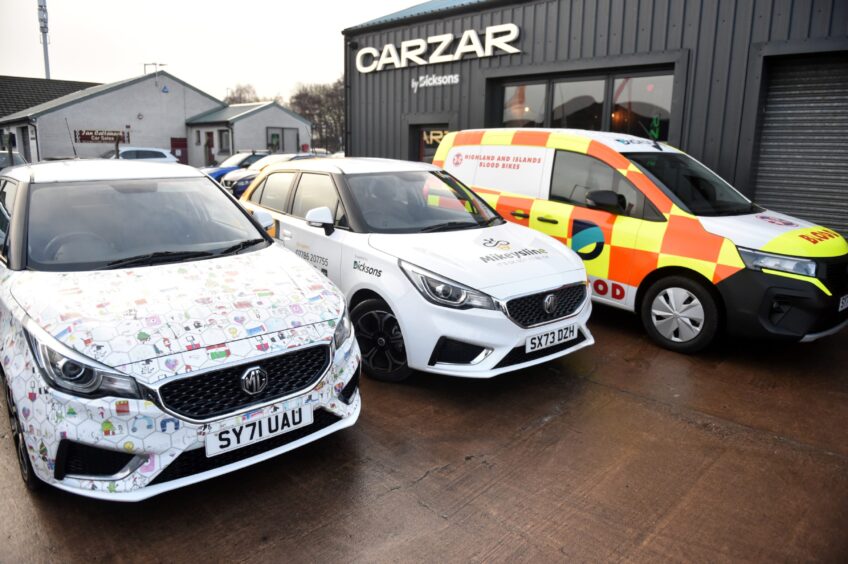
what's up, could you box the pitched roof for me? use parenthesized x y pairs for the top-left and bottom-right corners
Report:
(187, 101), (312, 127)
(0, 75), (99, 119)
(343, 0), (496, 33)
(0, 71), (223, 125)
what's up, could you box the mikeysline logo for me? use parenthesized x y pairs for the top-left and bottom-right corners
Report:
(480, 247), (548, 264)
(355, 23), (520, 74)
(411, 73), (460, 93)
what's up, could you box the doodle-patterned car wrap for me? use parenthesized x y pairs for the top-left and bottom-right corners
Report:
(1, 243), (361, 500)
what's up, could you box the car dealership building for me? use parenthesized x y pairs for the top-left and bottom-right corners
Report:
(343, 0), (848, 234)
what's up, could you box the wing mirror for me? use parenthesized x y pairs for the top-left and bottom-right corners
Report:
(252, 209), (275, 231)
(586, 190), (625, 214)
(305, 206), (335, 235)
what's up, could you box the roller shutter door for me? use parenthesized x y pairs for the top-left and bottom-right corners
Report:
(753, 54), (848, 235)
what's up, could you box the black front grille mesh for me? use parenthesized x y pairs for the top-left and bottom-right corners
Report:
(506, 284), (587, 327)
(159, 345), (331, 420)
(150, 409), (342, 485)
(54, 440), (134, 480)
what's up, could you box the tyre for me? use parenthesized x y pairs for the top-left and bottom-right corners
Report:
(350, 298), (412, 382)
(640, 275), (720, 354)
(2, 374), (42, 492)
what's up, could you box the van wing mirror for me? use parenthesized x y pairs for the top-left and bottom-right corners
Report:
(586, 190), (625, 214)
(305, 206), (335, 235)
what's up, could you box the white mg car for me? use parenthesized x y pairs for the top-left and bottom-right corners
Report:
(0, 160), (360, 500)
(240, 158), (594, 381)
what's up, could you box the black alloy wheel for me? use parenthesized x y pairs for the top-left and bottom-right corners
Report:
(350, 298), (412, 382)
(3, 374), (42, 491)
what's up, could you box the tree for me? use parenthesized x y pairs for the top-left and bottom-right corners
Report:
(224, 84), (260, 104)
(289, 78), (344, 153)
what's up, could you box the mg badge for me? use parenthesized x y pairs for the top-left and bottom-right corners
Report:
(241, 367), (268, 396)
(543, 294), (558, 314)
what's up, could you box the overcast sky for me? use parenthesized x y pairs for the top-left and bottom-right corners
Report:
(0, 0), (420, 100)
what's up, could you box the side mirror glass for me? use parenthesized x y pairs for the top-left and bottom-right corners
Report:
(305, 206), (335, 235)
(586, 190), (625, 214)
(252, 209), (274, 231)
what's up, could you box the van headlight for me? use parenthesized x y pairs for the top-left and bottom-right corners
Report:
(333, 307), (352, 348)
(400, 260), (496, 310)
(737, 247), (817, 277)
(25, 330), (140, 399)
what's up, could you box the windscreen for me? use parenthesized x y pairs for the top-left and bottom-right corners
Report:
(27, 177), (264, 271)
(344, 171), (502, 234)
(219, 153), (248, 168)
(628, 153), (757, 216)
(0, 153), (25, 168)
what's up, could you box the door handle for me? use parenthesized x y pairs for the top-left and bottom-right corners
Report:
(537, 216), (559, 224)
(280, 229), (293, 240)
(511, 210), (530, 219)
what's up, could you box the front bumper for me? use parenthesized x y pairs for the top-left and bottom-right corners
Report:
(717, 268), (848, 341)
(12, 338), (361, 501)
(395, 287), (594, 378)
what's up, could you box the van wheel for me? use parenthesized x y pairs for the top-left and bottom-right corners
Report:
(640, 275), (719, 354)
(350, 299), (412, 382)
(3, 374), (42, 492)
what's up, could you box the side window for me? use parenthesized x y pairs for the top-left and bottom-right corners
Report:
(248, 178), (266, 203)
(291, 174), (340, 220)
(550, 150), (645, 218)
(121, 150), (139, 160)
(258, 172), (296, 212)
(0, 179), (14, 252)
(138, 150), (164, 159)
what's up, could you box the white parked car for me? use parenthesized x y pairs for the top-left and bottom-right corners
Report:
(240, 158), (594, 381)
(101, 146), (178, 163)
(0, 159), (360, 500)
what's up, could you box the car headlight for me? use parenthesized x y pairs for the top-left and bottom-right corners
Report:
(25, 330), (140, 399)
(235, 178), (252, 188)
(333, 307), (352, 349)
(399, 260), (496, 310)
(737, 247), (817, 277)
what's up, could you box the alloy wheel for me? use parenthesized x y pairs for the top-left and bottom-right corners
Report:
(354, 310), (407, 374)
(650, 287), (705, 343)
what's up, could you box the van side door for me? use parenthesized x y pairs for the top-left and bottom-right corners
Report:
(545, 150), (662, 311)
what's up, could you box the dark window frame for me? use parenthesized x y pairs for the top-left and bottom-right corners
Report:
(289, 172), (349, 228)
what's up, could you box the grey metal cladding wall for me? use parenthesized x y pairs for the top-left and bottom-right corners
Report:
(346, 0), (847, 186)
(753, 55), (848, 234)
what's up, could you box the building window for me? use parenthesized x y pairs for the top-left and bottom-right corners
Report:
(610, 74), (674, 140)
(498, 71), (673, 141)
(194, 130), (201, 145)
(551, 79), (605, 130)
(218, 129), (230, 153)
(502, 83), (546, 127)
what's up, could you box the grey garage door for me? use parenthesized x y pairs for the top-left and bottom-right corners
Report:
(752, 54), (848, 235)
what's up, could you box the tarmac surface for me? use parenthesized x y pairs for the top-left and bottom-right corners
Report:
(1, 306), (847, 562)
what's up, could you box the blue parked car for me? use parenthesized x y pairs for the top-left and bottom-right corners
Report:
(201, 151), (268, 181)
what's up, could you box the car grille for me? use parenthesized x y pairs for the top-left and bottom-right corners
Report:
(222, 179), (234, 187)
(54, 440), (135, 480)
(505, 283), (587, 328)
(494, 331), (588, 369)
(149, 409), (342, 485)
(158, 345), (331, 421)
(819, 255), (848, 293)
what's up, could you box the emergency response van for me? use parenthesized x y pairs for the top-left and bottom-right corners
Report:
(240, 158), (594, 381)
(436, 128), (848, 353)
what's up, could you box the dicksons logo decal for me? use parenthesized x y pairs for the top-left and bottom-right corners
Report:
(353, 259), (382, 277)
(356, 23), (520, 74)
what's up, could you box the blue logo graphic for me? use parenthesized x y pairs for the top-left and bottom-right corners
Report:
(570, 220), (605, 260)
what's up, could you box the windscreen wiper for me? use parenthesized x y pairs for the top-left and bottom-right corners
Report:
(484, 216), (505, 226)
(217, 238), (267, 256)
(104, 250), (215, 269)
(419, 221), (480, 233)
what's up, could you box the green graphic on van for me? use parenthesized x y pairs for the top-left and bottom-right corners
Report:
(570, 220), (605, 260)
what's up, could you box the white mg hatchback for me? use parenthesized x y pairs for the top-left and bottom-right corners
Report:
(0, 160), (360, 500)
(241, 158), (594, 382)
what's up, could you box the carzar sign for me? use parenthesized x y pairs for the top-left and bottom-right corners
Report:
(355, 23), (520, 74)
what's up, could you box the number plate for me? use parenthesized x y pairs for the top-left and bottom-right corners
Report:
(206, 406), (313, 457)
(525, 324), (578, 353)
(840, 294), (848, 312)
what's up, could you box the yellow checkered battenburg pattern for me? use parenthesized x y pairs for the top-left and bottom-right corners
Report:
(434, 129), (752, 305)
